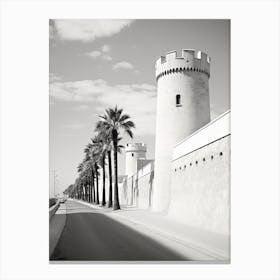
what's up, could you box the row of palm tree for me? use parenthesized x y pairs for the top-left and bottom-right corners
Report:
(64, 106), (135, 210)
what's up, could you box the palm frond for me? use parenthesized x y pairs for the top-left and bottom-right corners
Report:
(125, 129), (134, 138)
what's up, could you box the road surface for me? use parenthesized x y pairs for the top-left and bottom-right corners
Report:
(50, 200), (186, 261)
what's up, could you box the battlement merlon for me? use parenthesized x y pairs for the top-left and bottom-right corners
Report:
(155, 49), (210, 79)
(125, 143), (147, 153)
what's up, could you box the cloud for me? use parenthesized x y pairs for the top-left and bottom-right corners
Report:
(49, 73), (62, 82)
(102, 55), (112, 61)
(101, 44), (111, 52)
(53, 19), (134, 42)
(84, 44), (112, 61)
(50, 79), (157, 135)
(86, 50), (102, 58)
(113, 61), (134, 71)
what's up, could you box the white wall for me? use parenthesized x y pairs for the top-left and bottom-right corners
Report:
(169, 136), (230, 235)
(168, 111), (231, 235)
(173, 110), (231, 161)
(120, 161), (154, 209)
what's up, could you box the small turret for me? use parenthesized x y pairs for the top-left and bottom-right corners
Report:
(125, 143), (147, 177)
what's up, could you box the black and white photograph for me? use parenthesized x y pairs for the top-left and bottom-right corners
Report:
(1, 0), (280, 279)
(49, 19), (230, 262)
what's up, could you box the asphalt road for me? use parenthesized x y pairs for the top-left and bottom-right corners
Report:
(50, 200), (185, 261)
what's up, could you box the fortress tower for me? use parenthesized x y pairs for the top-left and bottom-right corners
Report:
(125, 143), (147, 177)
(152, 49), (211, 212)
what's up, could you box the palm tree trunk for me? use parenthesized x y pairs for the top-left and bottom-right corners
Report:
(101, 156), (106, 206)
(113, 130), (120, 210)
(88, 177), (91, 202)
(85, 184), (88, 202)
(95, 163), (100, 204)
(91, 168), (96, 203)
(107, 150), (113, 207)
(88, 180), (90, 202)
(89, 179), (92, 203)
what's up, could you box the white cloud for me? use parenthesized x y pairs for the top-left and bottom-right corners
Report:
(53, 19), (134, 42)
(102, 54), (112, 61)
(101, 44), (111, 52)
(84, 45), (112, 61)
(86, 50), (102, 58)
(50, 79), (157, 135)
(49, 73), (62, 82)
(113, 61), (134, 71)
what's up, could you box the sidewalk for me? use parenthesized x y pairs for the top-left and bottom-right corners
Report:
(73, 199), (230, 261)
(49, 203), (67, 257)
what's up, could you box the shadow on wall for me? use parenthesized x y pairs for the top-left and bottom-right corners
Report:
(121, 161), (155, 209)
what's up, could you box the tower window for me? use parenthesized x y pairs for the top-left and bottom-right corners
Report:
(176, 94), (182, 107)
(132, 153), (134, 157)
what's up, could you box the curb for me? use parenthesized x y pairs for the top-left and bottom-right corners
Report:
(49, 201), (60, 221)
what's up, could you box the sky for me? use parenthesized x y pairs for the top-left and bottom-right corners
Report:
(49, 19), (230, 195)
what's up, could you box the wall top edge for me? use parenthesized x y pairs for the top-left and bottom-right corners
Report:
(174, 109), (231, 148)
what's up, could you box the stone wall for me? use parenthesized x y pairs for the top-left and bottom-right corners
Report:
(168, 111), (231, 235)
(169, 135), (230, 235)
(120, 161), (154, 209)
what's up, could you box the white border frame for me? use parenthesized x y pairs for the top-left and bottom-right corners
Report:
(1, 0), (279, 279)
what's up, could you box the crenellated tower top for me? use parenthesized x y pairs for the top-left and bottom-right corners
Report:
(155, 49), (210, 80)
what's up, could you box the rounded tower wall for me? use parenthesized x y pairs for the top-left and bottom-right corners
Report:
(152, 49), (211, 212)
(125, 143), (147, 177)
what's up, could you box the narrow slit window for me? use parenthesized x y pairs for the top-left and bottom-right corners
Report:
(132, 153), (134, 157)
(176, 94), (181, 106)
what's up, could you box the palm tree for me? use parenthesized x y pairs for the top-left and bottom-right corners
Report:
(95, 122), (125, 208)
(84, 144), (97, 204)
(95, 123), (113, 207)
(98, 106), (135, 210)
(92, 134), (108, 206)
(77, 163), (84, 200)
(91, 135), (106, 205)
(84, 141), (100, 205)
